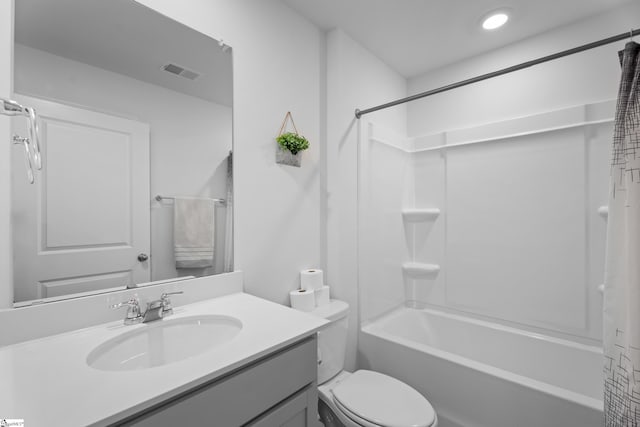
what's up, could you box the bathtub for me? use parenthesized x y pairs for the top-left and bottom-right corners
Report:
(359, 307), (603, 427)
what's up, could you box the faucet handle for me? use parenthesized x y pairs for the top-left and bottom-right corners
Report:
(110, 297), (139, 310)
(160, 291), (183, 316)
(111, 297), (143, 325)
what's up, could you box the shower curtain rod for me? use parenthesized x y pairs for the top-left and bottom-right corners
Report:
(355, 28), (640, 119)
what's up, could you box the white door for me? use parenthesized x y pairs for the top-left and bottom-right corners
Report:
(0, 1), (13, 308)
(11, 95), (150, 302)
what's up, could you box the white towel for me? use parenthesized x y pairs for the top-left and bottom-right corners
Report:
(174, 198), (215, 269)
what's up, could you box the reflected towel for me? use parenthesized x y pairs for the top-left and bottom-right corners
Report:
(174, 198), (215, 268)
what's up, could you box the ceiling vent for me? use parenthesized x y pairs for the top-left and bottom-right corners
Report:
(162, 63), (201, 80)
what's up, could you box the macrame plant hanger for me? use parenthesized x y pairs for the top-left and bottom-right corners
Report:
(275, 111), (304, 167)
(278, 111), (299, 137)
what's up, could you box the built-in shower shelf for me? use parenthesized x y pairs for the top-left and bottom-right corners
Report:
(402, 262), (440, 278)
(598, 205), (608, 219)
(402, 208), (440, 222)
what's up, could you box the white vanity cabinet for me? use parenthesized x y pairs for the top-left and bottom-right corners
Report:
(1, 291), (327, 426)
(118, 335), (319, 427)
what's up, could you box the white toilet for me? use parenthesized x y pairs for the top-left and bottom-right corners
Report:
(310, 300), (437, 427)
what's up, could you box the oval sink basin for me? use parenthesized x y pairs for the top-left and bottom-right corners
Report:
(87, 315), (242, 371)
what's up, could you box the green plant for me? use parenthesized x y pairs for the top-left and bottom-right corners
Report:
(276, 132), (309, 155)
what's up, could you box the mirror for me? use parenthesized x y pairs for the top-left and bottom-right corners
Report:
(11, 0), (233, 305)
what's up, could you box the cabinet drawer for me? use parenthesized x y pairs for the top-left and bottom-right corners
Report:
(246, 386), (313, 427)
(124, 336), (317, 427)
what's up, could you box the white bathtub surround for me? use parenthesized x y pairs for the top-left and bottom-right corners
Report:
(0, 291), (326, 426)
(357, 78), (617, 427)
(603, 41), (640, 425)
(360, 307), (603, 427)
(359, 122), (414, 321)
(361, 99), (614, 341)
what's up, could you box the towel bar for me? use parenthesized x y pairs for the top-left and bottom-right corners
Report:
(155, 194), (226, 205)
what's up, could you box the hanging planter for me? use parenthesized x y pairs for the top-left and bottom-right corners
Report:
(276, 111), (309, 167)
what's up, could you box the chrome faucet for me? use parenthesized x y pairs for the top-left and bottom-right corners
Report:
(111, 291), (184, 325)
(142, 298), (165, 323)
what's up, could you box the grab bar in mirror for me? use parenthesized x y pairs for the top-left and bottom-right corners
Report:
(3, 98), (42, 184)
(155, 194), (226, 205)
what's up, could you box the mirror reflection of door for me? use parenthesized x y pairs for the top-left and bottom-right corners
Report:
(12, 0), (233, 305)
(11, 95), (150, 301)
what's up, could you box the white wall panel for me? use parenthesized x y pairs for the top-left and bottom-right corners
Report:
(359, 124), (412, 322)
(586, 121), (613, 338)
(412, 151), (446, 306)
(445, 128), (587, 333)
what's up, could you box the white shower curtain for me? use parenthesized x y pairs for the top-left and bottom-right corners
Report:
(604, 40), (640, 427)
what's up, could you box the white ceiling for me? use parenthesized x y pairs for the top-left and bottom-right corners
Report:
(15, 0), (233, 106)
(283, 0), (634, 78)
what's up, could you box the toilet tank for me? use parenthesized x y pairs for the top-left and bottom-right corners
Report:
(310, 300), (349, 384)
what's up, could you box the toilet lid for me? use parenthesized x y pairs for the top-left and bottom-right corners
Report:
(332, 370), (436, 427)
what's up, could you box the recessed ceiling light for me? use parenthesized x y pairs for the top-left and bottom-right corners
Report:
(482, 12), (509, 30)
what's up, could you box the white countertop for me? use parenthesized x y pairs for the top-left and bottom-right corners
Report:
(0, 292), (327, 426)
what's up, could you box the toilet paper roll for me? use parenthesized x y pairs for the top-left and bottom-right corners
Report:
(289, 288), (316, 312)
(315, 285), (330, 307)
(300, 269), (324, 291)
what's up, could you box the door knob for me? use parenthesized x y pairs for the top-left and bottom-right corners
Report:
(137, 253), (149, 262)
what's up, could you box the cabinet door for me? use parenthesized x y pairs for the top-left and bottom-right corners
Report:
(247, 385), (320, 427)
(246, 386), (309, 427)
(122, 337), (317, 427)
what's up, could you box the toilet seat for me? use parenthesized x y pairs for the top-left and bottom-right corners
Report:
(331, 370), (436, 427)
(333, 389), (437, 427)
(334, 398), (383, 427)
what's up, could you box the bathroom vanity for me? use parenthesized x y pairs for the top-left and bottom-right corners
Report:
(124, 337), (317, 426)
(0, 290), (326, 426)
